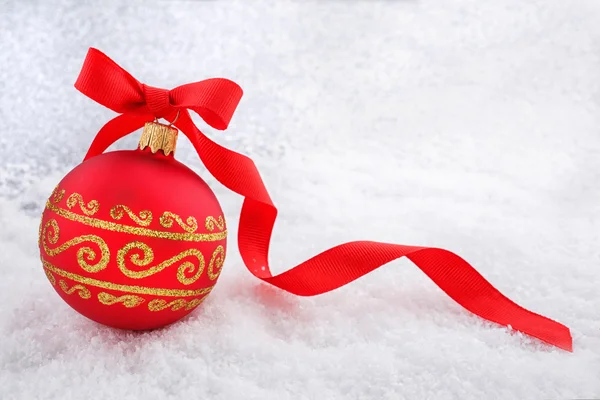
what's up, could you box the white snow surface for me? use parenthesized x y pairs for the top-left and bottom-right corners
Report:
(1, 0), (600, 398)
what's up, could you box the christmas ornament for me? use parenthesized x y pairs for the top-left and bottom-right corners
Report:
(39, 48), (572, 351)
(40, 138), (227, 330)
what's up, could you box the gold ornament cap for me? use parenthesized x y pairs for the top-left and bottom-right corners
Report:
(139, 120), (179, 156)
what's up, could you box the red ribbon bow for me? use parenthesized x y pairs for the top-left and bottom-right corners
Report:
(75, 47), (573, 352)
(75, 48), (243, 159)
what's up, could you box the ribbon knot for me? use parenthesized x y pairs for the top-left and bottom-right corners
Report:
(141, 84), (173, 118)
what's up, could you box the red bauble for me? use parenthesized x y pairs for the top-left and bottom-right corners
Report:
(39, 144), (226, 330)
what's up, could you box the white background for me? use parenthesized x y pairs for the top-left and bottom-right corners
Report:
(1, 0), (599, 398)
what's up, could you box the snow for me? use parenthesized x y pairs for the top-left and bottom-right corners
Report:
(1, 0), (600, 398)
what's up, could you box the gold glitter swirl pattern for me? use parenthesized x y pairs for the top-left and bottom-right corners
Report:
(117, 241), (205, 285)
(42, 260), (214, 297)
(97, 292), (145, 308)
(50, 186), (65, 204)
(205, 216), (225, 232)
(45, 270), (56, 286)
(45, 201), (227, 242)
(42, 219), (110, 273)
(159, 212), (198, 233)
(208, 245), (225, 280)
(147, 297), (205, 312)
(59, 280), (91, 299)
(66, 193), (99, 216)
(110, 205), (153, 227)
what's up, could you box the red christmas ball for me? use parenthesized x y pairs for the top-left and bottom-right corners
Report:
(38, 123), (226, 330)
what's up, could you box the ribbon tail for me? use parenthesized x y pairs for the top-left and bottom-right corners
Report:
(264, 242), (573, 352)
(176, 112), (572, 352)
(83, 113), (153, 161)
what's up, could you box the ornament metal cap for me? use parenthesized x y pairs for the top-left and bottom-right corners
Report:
(139, 114), (179, 156)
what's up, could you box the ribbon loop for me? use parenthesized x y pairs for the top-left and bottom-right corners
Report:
(74, 47), (573, 352)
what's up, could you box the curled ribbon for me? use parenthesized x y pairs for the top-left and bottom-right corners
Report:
(75, 47), (572, 352)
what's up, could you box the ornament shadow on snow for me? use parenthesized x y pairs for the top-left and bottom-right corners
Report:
(38, 47), (573, 351)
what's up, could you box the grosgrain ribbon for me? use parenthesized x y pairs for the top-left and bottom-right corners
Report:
(74, 47), (573, 352)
